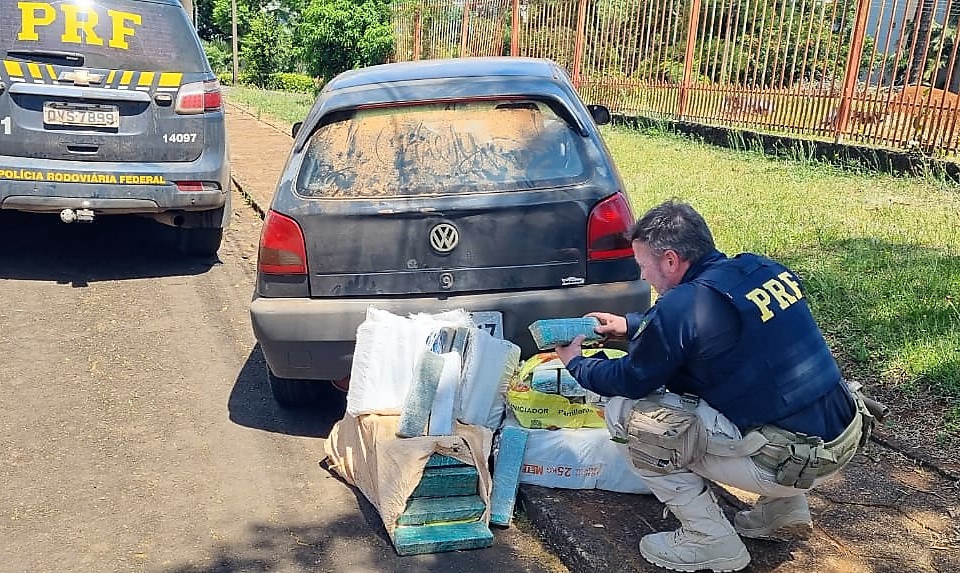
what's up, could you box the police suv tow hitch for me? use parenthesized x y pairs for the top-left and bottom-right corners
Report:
(60, 208), (95, 223)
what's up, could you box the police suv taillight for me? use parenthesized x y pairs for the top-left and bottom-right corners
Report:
(175, 80), (223, 115)
(587, 192), (635, 261)
(258, 210), (308, 275)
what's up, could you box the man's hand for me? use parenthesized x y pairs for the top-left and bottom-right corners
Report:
(555, 335), (585, 367)
(586, 312), (628, 340)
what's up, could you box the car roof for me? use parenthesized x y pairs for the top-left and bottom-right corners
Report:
(325, 57), (562, 91)
(294, 57), (593, 153)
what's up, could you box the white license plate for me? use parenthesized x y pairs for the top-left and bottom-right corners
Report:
(470, 311), (503, 339)
(43, 103), (119, 128)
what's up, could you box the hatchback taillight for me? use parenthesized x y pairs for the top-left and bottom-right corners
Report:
(175, 80), (222, 115)
(258, 210), (307, 275)
(587, 193), (635, 261)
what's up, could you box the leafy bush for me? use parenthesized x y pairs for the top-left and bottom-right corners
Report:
(202, 38), (233, 76)
(239, 70), (256, 85)
(240, 12), (295, 86)
(267, 72), (319, 94)
(218, 70), (257, 86)
(295, 0), (394, 81)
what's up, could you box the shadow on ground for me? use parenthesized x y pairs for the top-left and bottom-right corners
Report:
(0, 211), (216, 285)
(227, 344), (345, 438)
(159, 511), (552, 573)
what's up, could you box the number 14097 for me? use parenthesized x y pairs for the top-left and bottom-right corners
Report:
(163, 133), (197, 143)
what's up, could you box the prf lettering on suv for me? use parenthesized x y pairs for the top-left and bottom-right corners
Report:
(0, 0), (230, 255)
(17, 3), (142, 49)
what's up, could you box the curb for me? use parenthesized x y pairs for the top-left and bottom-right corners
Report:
(517, 486), (614, 571)
(230, 173), (265, 220)
(225, 101), (294, 221)
(517, 481), (761, 573)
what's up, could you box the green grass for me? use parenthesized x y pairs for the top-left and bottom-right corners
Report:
(224, 88), (960, 432)
(604, 124), (960, 412)
(224, 85), (315, 126)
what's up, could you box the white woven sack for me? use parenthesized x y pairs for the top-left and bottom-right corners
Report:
(346, 307), (473, 416)
(458, 329), (520, 429)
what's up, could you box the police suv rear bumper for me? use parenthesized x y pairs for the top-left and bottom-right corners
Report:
(0, 154), (230, 215)
(0, 189), (225, 214)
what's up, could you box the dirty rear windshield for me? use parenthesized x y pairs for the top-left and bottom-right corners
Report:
(0, 0), (207, 71)
(295, 99), (591, 198)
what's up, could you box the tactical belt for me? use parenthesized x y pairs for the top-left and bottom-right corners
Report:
(620, 388), (873, 487)
(721, 391), (873, 489)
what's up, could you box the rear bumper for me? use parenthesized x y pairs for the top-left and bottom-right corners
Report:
(0, 152), (230, 216)
(0, 190), (226, 214)
(250, 280), (650, 381)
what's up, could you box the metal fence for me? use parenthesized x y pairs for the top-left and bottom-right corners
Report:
(392, 0), (960, 156)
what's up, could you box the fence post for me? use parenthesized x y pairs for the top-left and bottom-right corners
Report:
(511, 0), (520, 56)
(413, 7), (422, 61)
(460, 1), (471, 57)
(678, 0), (702, 120)
(834, 0), (872, 143)
(571, 0), (589, 88)
(230, 0), (238, 84)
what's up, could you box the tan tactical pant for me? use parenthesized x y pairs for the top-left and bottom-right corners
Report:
(630, 398), (829, 507)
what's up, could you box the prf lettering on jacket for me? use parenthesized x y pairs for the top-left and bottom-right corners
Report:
(17, 2), (142, 50)
(744, 271), (804, 323)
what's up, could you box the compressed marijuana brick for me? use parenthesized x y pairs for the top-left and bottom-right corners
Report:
(528, 317), (603, 350)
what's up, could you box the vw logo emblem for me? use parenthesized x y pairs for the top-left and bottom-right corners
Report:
(429, 223), (459, 253)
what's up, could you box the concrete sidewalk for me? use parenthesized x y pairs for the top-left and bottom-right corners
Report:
(225, 101), (960, 573)
(225, 102), (294, 216)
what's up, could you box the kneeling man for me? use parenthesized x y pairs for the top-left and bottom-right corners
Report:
(556, 199), (872, 573)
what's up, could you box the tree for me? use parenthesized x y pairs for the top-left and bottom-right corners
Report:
(692, 0), (870, 87)
(893, 2), (960, 90)
(209, 0), (306, 38)
(906, 0), (938, 85)
(240, 11), (295, 85)
(211, 0), (262, 38)
(195, 0), (222, 39)
(295, 0), (394, 80)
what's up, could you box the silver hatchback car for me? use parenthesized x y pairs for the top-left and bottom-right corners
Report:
(250, 57), (650, 407)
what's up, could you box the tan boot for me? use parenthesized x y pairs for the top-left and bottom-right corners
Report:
(734, 495), (813, 541)
(639, 488), (751, 573)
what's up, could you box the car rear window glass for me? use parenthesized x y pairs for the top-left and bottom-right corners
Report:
(0, 0), (207, 72)
(296, 99), (590, 198)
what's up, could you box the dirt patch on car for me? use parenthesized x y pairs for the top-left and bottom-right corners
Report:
(297, 103), (577, 198)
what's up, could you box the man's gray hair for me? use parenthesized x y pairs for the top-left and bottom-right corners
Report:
(630, 199), (716, 263)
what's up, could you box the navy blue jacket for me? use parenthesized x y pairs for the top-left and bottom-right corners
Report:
(567, 250), (854, 441)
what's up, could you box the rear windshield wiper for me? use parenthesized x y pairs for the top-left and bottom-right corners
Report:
(6, 49), (85, 66)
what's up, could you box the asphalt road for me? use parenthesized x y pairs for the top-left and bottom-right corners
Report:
(0, 196), (565, 573)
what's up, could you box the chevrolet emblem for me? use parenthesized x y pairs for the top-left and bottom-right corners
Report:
(59, 70), (104, 86)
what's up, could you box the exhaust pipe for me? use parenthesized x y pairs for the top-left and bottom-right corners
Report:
(60, 208), (95, 223)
